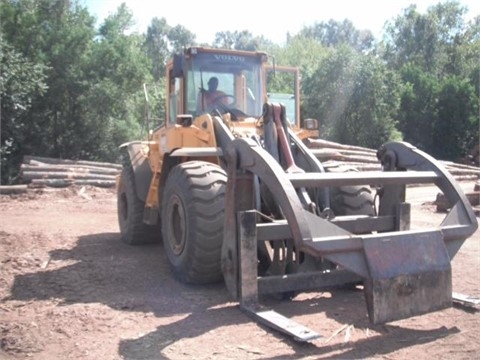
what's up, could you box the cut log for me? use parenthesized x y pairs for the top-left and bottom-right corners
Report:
(310, 149), (343, 160)
(334, 149), (379, 158)
(23, 155), (122, 170)
(0, 185), (28, 194)
(442, 168), (480, 176)
(435, 191), (480, 212)
(31, 179), (116, 188)
(305, 138), (377, 153)
(21, 164), (120, 175)
(440, 161), (480, 172)
(21, 171), (116, 181)
(311, 150), (380, 164)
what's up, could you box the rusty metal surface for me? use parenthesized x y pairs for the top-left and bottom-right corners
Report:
(362, 230), (452, 323)
(452, 292), (480, 307)
(242, 307), (321, 342)
(379, 141), (478, 258)
(255, 215), (396, 241)
(221, 135), (477, 337)
(237, 211), (321, 341)
(221, 148), (256, 300)
(287, 171), (439, 187)
(238, 211), (259, 309)
(227, 138), (313, 249)
(258, 269), (361, 294)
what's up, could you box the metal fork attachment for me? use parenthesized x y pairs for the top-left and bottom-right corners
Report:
(221, 135), (477, 341)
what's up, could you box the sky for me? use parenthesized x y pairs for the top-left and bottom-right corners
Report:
(82, 0), (480, 44)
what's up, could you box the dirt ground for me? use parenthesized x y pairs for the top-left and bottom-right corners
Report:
(0, 182), (479, 360)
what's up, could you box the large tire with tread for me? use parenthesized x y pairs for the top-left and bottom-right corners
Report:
(117, 164), (162, 245)
(324, 164), (374, 288)
(326, 164), (375, 216)
(161, 161), (227, 284)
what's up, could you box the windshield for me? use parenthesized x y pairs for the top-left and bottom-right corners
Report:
(186, 52), (264, 118)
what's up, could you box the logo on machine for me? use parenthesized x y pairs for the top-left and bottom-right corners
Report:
(213, 54), (246, 63)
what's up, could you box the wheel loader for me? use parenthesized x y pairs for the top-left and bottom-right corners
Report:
(117, 46), (478, 341)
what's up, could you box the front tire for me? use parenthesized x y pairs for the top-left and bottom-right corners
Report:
(161, 161), (227, 284)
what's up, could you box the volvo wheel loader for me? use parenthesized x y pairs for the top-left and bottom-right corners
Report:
(117, 46), (478, 341)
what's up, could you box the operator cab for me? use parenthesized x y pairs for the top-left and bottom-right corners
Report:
(167, 47), (267, 123)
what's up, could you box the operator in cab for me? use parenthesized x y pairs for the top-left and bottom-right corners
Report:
(197, 76), (229, 113)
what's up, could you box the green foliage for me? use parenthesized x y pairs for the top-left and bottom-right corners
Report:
(433, 76), (478, 161)
(1, 0), (97, 183)
(383, 1), (469, 74)
(298, 19), (375, 53)
(397, 64), (439, 152)
(168, 24), (196, 52)
(383, 1), (479, 159)
(82, 5), (154, 161)
(302, 46), (402, 148)
(268, 36), (328, 78)
(213, 30), (273, 51)
(1, 0), (153, 185)
(144, 17), (196, 80)
(145, 17), (171, 81)
(0, 38), (48, 183)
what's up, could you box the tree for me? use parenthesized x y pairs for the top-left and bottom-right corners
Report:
(298, 19), (375, 53)
(1, 0), (153, 175)
(145, 17), (170, 81)
(383, 1), (469, 75)
(302, 46), (402, 148)
(168, 24), (196, 53)
(0, 39), (48, 183)
(81, 4), (154, 161)
(382, 1), (479, 158)
(269, 35), (328, 78)
(1, 0), (97, 169)
(396, 64), (439, 152)
(433, 76), (478, 161)
(213, 30), (272, 51)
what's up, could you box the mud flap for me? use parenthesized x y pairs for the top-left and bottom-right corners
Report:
(363, 230), (452, 324)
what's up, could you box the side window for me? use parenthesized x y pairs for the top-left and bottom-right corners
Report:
(169, 76), (181, 124)
(266, 68), (299, 126)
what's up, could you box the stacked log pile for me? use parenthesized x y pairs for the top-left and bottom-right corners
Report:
(1, 140), (478, 198)
(435, 182), (480, 215)
(305, 138), (480, 215)
(305, 138), (480, 181)
(19, 155), (121, 188)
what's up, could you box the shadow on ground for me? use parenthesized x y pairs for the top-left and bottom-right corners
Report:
(5, 232), (463, 359)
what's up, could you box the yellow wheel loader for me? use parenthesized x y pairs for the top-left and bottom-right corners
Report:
(117, 47), (478, 341)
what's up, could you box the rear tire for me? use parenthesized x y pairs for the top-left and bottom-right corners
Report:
(117, 164), (161, 245)
(161, 161), (227, 284)
(326, 164), (375, 216)
(324, 164), (374, 289)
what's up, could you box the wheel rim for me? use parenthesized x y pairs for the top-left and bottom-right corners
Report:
(167, 194), (186, 256)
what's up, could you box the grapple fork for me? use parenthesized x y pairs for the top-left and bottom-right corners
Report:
(221, 136), (477, 341)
